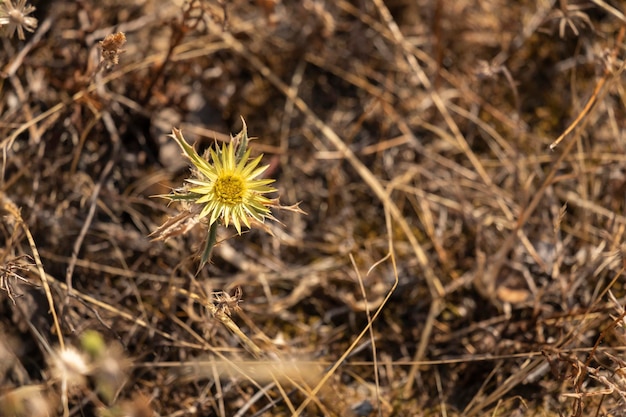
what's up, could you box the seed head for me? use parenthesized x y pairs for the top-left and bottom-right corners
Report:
(99, 32), (127, 69)
(0, 0), (37, 40)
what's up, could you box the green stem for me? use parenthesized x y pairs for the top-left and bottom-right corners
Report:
(198, 222), (218, 273)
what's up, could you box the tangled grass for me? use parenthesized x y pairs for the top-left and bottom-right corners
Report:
(1, 0), (626, 416)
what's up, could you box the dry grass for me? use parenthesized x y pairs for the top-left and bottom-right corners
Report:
(1, 0), (626, 416)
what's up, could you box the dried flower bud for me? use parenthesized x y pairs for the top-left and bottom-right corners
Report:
(99, 32), (126, 69)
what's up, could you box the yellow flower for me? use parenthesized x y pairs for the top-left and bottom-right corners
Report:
(170, 127), (276, 235)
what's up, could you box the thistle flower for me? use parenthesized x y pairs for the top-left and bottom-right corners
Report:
(153, 119), (303, 268)
(0, 0), (38, 40)
(169, 124), (277, 235)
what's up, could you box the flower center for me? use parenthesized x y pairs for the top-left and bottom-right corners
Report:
(213, 175), (245, 206)
(8, 10), (25, 24)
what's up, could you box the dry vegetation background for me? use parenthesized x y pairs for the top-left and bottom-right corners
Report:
(1, 0), (626, 416)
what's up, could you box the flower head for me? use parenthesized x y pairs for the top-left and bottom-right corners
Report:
(170, 125), (276, 235)
(152, 119), (304, 268)
(0, 0), (37, 40)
